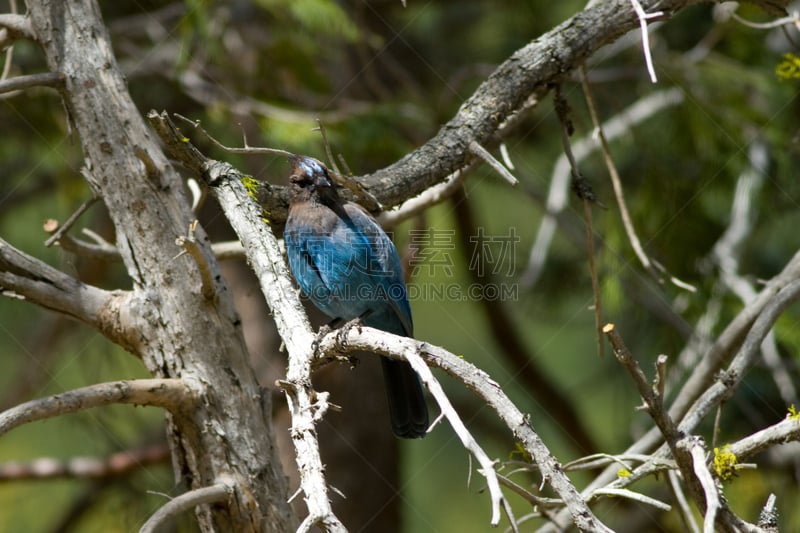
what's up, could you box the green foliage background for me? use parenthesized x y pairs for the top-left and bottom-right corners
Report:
(1, 1), (799, 531)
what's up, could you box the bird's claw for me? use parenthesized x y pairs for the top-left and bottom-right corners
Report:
(335, 317), (362, 348)
(312, 324), (332, 356)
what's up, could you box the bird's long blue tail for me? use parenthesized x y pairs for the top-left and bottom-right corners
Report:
(381, 358), (429, 438)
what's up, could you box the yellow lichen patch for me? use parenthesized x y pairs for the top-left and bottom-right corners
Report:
(508, 441), (532, 463)
(241, 175), (260, 201)
(776, 53), (800, 80)
(713, 445), (740, 481)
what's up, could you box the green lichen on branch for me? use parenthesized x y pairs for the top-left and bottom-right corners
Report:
(241, 175), (270, 224)
(713, 445), (741, 481)
(776, 53), (800, 80)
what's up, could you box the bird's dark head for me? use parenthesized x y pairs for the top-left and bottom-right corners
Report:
(287, 155), (340, 206)
(288, 155), (332, 190)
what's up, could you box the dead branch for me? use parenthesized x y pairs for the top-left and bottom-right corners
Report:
(0, 379), (196, 437)
(0, 444), (169, 480)
(0, 70), (63, 95)
(0, 237), (132, 346)
(140, 481), (232, 533)
(315, 324), (614, 533)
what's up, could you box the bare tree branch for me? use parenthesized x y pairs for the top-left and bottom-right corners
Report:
(728, 412), (800, 460)
(579, 64), (695, 292)
(44, 194), (98, 248)
(225, 0), (787, 225)
(376, 168), (467, 229)
(0, 444), (169, 480)
(0, 13), (34, 41)
(0, 237), (134, 348)
(140, 481), (232, 533)
(0, 70), (63, 95)
(21, 3), (296, 526)
(521, 87), (685, 287)
(677, 279), (800, 436)
(314, 324), (614, 533)
(686, 438), (720, 533)
(468, 141), (519, 186)
(0, 379), (196, 438)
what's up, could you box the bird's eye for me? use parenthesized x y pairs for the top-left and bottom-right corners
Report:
(290, 174), (311, 187)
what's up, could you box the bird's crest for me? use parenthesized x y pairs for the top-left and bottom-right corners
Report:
(289, 155), (331, 189)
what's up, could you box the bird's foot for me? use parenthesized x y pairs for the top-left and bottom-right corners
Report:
(333, 317), (363, 348)
(311, 324), (332, 356)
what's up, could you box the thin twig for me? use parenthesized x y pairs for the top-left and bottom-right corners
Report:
(174, 220), (217, 301)
(731, 9), (799, 29)
(668, 469), (701, 533)
(172, 113), (293, 157)
(553, 84), (605, 357)
(582, 198), (604, 358)
(522, 87), (684, 288)
(55, 231), (244, 262)
(629, 0), (664, 82)
(468, 141), (519, 186)
(44, 195), (99, 247)
(378, 168), (467, 228)
(592, 487), (672, 511)
(580, 63), (695, 292)
(562, 452), (653, 472)
(315, 118), (341, 176)
(139, 481), (232, 533)
(403, 336), (515, 529)
(603, 323), (680, 445)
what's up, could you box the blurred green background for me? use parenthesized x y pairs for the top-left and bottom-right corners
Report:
(2, 0), (800, 531)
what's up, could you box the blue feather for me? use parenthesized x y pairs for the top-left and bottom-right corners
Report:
(284, 156), (428, 438)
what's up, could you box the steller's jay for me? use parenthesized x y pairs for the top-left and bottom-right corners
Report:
(284, 155), (429, 438)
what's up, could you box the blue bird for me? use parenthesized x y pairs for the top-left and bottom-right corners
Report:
(284, 155), (429, 439)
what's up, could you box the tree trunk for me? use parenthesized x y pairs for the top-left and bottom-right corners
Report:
(24, 1), (296, 530)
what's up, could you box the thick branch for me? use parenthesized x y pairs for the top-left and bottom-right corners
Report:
(248, 0), (769, 224)
(0, 13), (34, 41)
(0, 237), (135, 348)
(0, 379), (196, 437)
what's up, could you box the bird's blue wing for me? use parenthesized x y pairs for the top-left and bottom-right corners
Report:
(285, 199), (412, 336)
(340, 204), (413, 337)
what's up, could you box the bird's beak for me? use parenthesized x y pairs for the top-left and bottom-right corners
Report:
(314, 173), (332, 188)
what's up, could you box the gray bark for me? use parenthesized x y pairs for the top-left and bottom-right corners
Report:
(23, 1), (296, 531)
